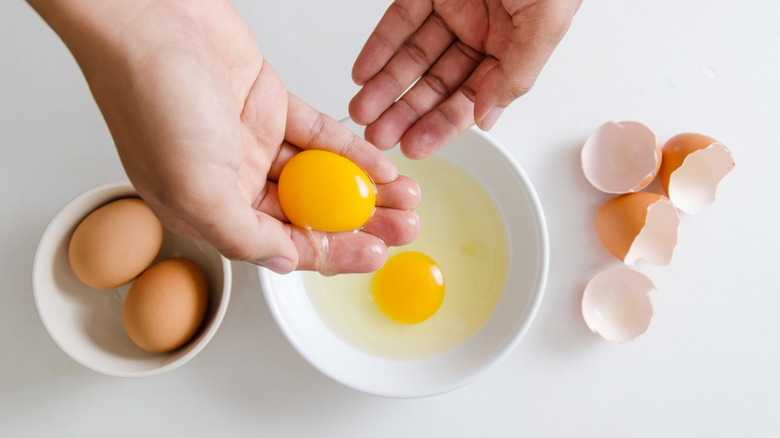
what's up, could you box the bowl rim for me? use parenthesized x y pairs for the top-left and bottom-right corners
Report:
(32, 180), (233, 378)
(259, 126), (550, 397)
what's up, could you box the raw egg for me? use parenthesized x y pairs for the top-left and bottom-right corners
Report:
(301, 154), (508, 360)
(68, 197), (163, 289)
(372, 251), (445, 324)
(658, 133), (735, 215)
(595, 192), (679, 265)
(123, 257), (209, 353)
(278, 149), (376, 232)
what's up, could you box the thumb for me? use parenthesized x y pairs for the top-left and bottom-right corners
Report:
(474, 0), (579, 130)
(181, 189), (299, 274)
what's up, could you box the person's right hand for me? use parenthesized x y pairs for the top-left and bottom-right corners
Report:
(29, 0), (421, 275)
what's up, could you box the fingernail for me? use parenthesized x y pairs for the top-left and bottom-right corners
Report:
(479, 107), (504, 131)
(262, 256), (295, 274)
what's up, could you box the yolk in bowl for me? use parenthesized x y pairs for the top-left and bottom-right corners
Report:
(278, 150), (376, 232)
(372, 251), (445, 324)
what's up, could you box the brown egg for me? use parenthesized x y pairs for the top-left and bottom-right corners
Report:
(595, 192), (680, 266)
(658, 133), (735, 215)
(68, 198), (163, 289)
(123, 258), (209, 353)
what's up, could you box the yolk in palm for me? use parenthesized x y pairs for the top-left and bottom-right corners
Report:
(372, 251), (445, 324)
(277, 150), (376, 232)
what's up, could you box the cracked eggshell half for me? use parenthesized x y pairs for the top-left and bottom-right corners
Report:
(582, 267), (655, 343)
(658, 133), (735, 215)
(581, 121), (661, 193)
(595, 192), (680, 266)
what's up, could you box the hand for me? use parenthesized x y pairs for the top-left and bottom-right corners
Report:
(30, 0), (420, 274)
(349, 0), (581, 158)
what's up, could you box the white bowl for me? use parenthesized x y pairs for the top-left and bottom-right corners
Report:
(32, 181), (232, 377)
(259, 124), (549, 398)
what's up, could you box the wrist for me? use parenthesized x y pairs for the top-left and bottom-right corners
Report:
(27, 0), (152, 60)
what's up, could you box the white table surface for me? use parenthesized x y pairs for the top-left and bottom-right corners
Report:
(2, 0), (778, 436)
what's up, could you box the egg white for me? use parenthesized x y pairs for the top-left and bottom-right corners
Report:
(301, 153), (509, 360)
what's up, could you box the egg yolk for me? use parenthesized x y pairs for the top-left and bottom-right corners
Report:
(278, 150), (376, 232)
(372, 251), (445, 324)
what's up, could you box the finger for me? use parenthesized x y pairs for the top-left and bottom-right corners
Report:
(398, 55), (495, 159)
(362, 207), (420, 247)
(474, 0), (580, 129)
(267, 141), (302, 181)
(291, 228), (388, 275)
(255, 172), (419, 225)
(364, 41), (483, 150)
(376, 175), (421, 210)
(349, 13), (454, 125)
(285, 93), (398, 184)
(352, 0), (434, 86)
(251, 181), (286, 222)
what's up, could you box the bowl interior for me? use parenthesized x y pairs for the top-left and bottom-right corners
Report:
(260, 125), (549, 397)
(33, 182), (232, 377)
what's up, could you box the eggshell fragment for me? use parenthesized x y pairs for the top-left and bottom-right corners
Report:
(581, 121), (661, 193)
(582, 267), (655, 343)
(595, 192), (679, 265)
(658, 133), (735, 215)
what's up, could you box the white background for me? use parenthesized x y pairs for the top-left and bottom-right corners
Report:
(2, 0), (779, 436)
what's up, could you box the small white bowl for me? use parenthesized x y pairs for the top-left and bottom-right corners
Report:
(259, 124), (549, 398)
(32, 181), (232, 377)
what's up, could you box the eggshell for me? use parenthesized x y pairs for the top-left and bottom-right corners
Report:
(582, 267), (654, 343)
(581, 121), (661, 193)
(595, 192), (679, 265)
(68, 197), (163, 289)
(123, 258), (209, 353)
(658, 133), (735, 214)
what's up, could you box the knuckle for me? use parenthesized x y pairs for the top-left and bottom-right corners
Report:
(218, 242), (256, 262)
(401, 39), (432, 68)
(460, 83), (477, 102)
(306, 114), (327, 147)
(421, 73), (451, 98)
(454, 41), (483, 64)
(506, 80), (535, 100)
(339, 133), (358, 157)
(388, 2), (416, 28)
